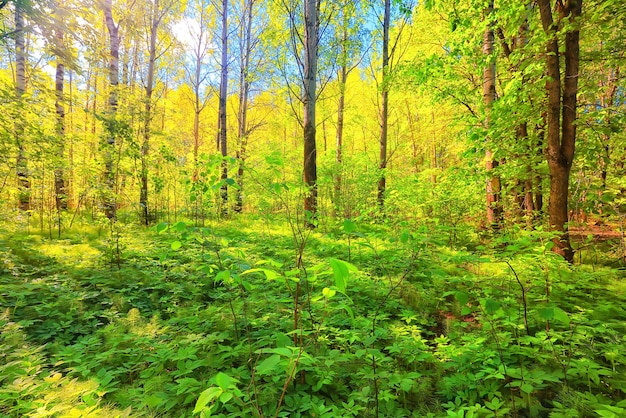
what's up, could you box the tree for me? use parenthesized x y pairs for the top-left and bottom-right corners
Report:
(482, 0), (502, 229)
(234, 0), (261, 213)
(180, 0), (214, 223)
(53, 1), (67, 214)
(333, 0), (363, 217)
(217, 0), (229, 214)
(140, 0), (174, 225)
(302, 0), (319, 226)
(14, 0), (29, 211)
(103, 0), (119, 220)
(372, 0), (413, 212)
(537, 0), (582, 262)
(376, 0), (391, 211)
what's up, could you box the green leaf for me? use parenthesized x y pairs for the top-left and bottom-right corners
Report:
(219, 391), (233, 403)
(256, 354), (281, 375)
(455, 291), (468, 306)
(156, 222), (168, 234)
(215, 372), (237, 390)
(173, 221), (187, 232)
(553, 307), (570, 325)
(400, 378), (413, 392)
(322, 287), (336, 298)
(343, 218), (356, 234)
(194, 387), (221, 413)
(275, 333), (291, 348)
(171, 241), (182, 251)
(328, 258), (356, 293)
(240, 268), (279, 281)
(461, 306), (472, 316)
(539, 308), (554, 321)
(485, 299), (500, 315)
(521, 383), (534, 394)
(215, 270), (230, 282)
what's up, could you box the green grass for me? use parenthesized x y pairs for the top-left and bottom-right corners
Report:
(1, 216), (625, 417)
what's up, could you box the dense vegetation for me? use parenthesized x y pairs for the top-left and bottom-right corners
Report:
(1, 0), (626, 416)
(1, 215), (626, 417)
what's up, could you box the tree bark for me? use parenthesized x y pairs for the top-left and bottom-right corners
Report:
(140, 0), (160, 225)
(303, 0), (319, 227)
(483, 0), (502, 230)
(218, 0), (229, 214)
(104, 0), (119, 220)
(235, 0), (254, 213)
(537, 0), (582, 262)
(377, 0), (390, 211)
(15, 3), (30, 212)
(54, 23), (67, 213)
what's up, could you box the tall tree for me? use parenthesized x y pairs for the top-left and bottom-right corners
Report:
(302, 0), (319, 225)
(181, 0), (214, 223)
(537, 0), (582, 262)
(14, 0), (29, 211)
(234, 0), (257, 213)
(140, 0), (172, 225)
(103, 0), (120, 220)
(373, 0), (413, 212)
(377, 0), (390, 211)
(53, 1), (67, 213)
(333, 0), (362, 217)
(217, 0), (229, 213)
(483, 0), (502, 229)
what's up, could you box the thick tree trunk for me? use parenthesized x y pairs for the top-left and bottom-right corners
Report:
(303, 0), (319, 226)
(15, 3), (30, 212)
(538, 0), (582, 262)
(377, 0), (390, 211)
(104, 0), (119, 220)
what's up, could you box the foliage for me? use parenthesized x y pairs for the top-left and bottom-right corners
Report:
(1, 217), (625, 417)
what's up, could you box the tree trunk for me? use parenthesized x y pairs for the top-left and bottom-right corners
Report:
(377, 0), (390, 211)
(303, 0), (319, 227)
(141, 0), (160, 226)
(538, 0), (582, 262)
(335, 62), (346, 215)
(54, 26), (67, 213)
(15, 3), (30, 212)
(483, 0), (502, 230)
(235, 0), (254, 213)
(218, 0), (229, 214)
(104, 0), (119, 220)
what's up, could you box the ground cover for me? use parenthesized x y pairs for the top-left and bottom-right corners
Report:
(1, 217), (625, 417)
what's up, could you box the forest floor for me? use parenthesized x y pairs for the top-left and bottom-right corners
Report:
(1, 215), (626, 417)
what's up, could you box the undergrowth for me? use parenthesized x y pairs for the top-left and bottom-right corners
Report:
(1, 217), (625, 417)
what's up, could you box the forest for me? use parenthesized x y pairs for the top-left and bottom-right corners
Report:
(1, 0), (625, 416)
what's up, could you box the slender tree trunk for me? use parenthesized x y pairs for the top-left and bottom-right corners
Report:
(15, 3), (30, 212)
(538, 0), (582, 262)
(218, 0), (229, 214)
(535, 113), (546, 216)
(335, 63), (346, 215)
(377, 0), (390, 211)
(54, 24), (67, 213)
(104, 0), (119, 220)
(303, 0), (319, 226)
(483, 0), (502, 230)
(141, 0), (160, 225)
(235, 0), (254, 213)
